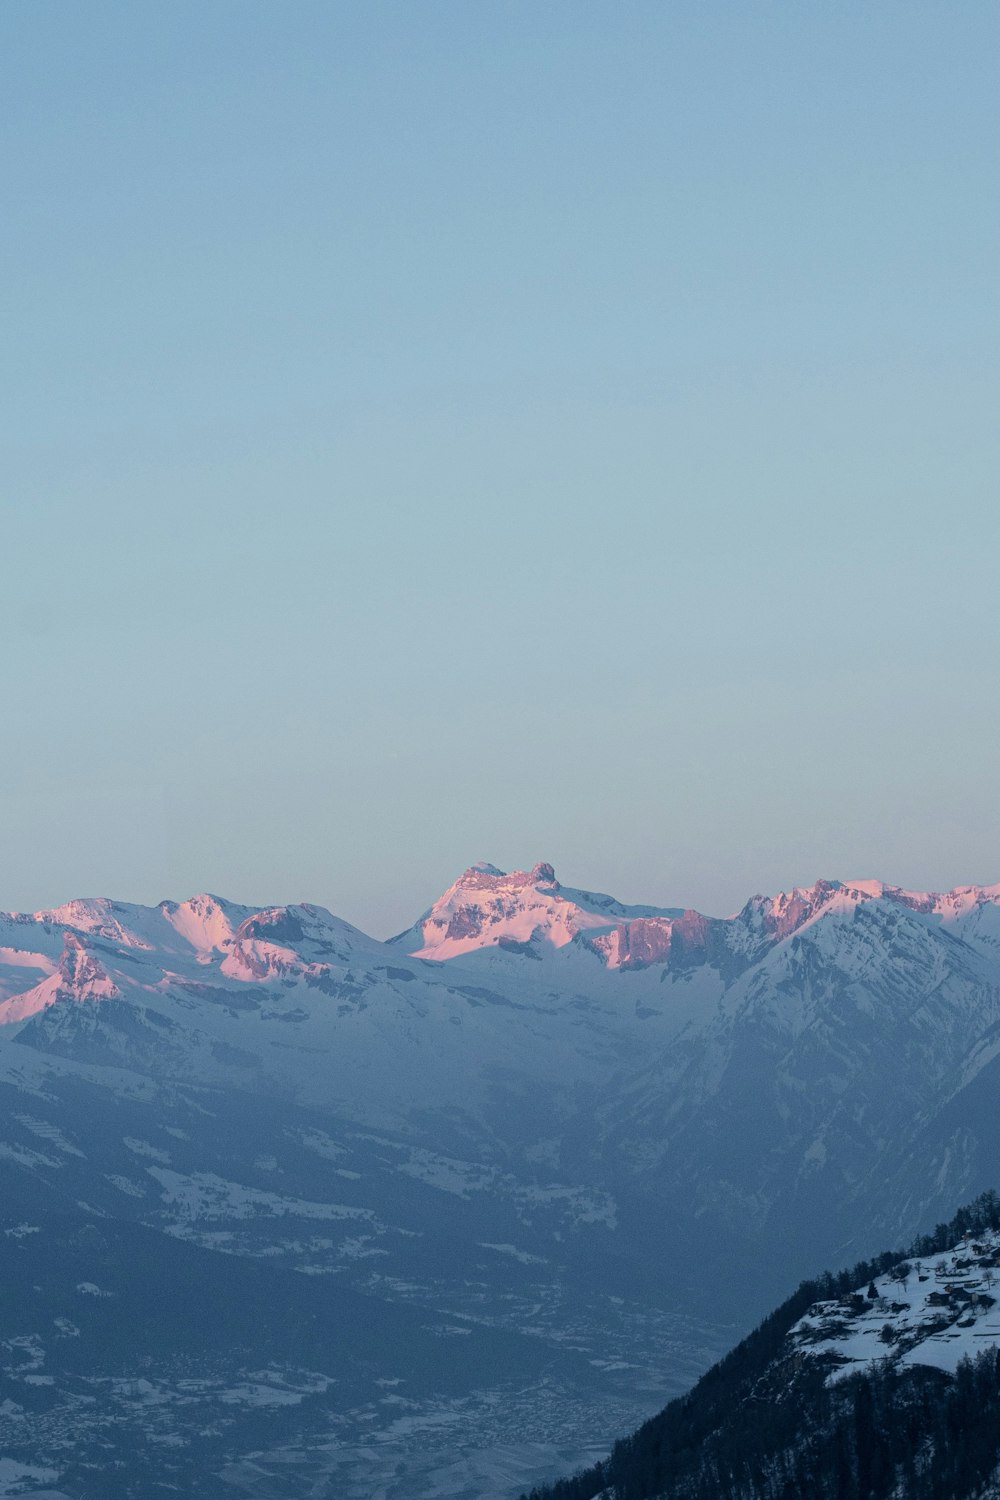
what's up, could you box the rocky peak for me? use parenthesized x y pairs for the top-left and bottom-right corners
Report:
(454, 862), (558, 892)
(55, 933), (120, 1003)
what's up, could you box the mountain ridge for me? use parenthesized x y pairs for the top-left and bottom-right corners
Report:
(5, 860), (999, 998)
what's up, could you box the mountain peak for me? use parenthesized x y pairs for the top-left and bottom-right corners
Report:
(32, 897), (155, 951)
(401, 861), (686, 961)
(57, 931), (120, 999)
(455, 861), (558, 890)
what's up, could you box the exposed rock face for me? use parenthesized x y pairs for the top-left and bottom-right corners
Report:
(56, 933), (121, 1002)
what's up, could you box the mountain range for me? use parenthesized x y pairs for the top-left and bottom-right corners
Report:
(2, 861), (1000, 1497)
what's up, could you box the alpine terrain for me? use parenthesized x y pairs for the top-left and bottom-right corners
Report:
(1, 862), (1000, 1497)
(522, 1191), (1000, 1500)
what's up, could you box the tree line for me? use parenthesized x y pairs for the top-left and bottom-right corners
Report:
(520, 1190), (1000, 1500)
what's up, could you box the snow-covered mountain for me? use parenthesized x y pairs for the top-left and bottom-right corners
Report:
(392, 860), (684, 961)
(3, 862), (1000, 1497)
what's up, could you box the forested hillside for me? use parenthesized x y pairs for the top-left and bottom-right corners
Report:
(521, 1192), (1000, 1500)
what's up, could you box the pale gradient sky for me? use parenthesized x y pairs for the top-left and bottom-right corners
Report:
(3, 1), (999, 936)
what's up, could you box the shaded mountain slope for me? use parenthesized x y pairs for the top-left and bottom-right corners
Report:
(520, 1191), (1000, 1500)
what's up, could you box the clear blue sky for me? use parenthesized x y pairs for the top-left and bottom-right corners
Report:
(3, 1), (998, 935)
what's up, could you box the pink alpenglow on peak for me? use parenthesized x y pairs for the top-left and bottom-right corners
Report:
(56, 933), (121, 1001)
(160, 894), (245, 961)
(737, 878), (1000, 941)
(0, 932), (120, 1025)
(402, 861), (681, 961)
(33, 898), (155, 952)
(456, 862), (557, 891)
(397, 866), (1000, 969)
(0, 870), (995, 1031)
(219, 904), (376, 983)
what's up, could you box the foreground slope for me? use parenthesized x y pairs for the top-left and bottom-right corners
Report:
(522, 1192), (1000, 1500)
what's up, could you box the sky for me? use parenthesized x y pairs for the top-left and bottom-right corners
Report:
(2, 1), (999, 936)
